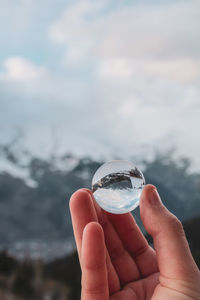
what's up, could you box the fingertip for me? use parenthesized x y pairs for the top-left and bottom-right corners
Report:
(83, 222), (105, 252)
(140, 184), (165, 236)
(69, 188), (92, 211)
(141, 184), (157, 198)
(71, 188), (91, 198)
(82, 222), (106, 266)
(82, 188), (103, 221)
(140, 184), (162, 207)
(82, 188), (93, 194)
(83, 221), (104, 239)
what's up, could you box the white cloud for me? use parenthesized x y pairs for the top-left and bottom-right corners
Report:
(1, 1), (200, 170)
(49, 0), (200, 84)
(0, 57), (46, 82)
(98, 58), (134, 80)
(139, 59), (200, 84)
(0, 56), (87, 105)
(49, 0), (104, 44)
(97, 57), (200, 84)
(49, 1), (200, 58)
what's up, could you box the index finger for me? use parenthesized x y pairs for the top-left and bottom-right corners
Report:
(69, 189), (98, 259)
(69, 189), (120, 294)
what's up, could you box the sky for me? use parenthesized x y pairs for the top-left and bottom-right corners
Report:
(0, 0), (200, 169)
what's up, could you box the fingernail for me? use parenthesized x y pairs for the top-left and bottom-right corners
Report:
(82, 188), (91, 193)
(82, 188), (94, 200)
(148, 187), (162, 206)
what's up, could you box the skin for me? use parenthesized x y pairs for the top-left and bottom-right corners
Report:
(69, 184), (200, 300)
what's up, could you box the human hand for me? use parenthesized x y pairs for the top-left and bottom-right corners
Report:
(69, 184), (200, 300)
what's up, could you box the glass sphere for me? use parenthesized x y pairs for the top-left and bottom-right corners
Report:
(92, 160), (145, 214)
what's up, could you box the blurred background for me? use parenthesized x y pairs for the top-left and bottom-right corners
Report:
(0, 0), (200, 299)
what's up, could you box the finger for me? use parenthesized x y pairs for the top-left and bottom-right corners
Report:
(70, 189), (120, 294)
(69, 189), (97, 259)
(108, 212), (158, 277)
(83, 189), (121, 293)
(140, 184), (200, 282)
(85, 189), (140, 284)
(102, 214), (141, 284)
(81, 222), (109, 300)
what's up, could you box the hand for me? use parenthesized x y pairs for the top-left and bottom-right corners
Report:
(69, 185), (200, 300)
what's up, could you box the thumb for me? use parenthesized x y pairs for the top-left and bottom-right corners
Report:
(140, 184), (199, 282)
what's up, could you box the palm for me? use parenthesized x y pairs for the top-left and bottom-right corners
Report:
(111, 273), (159, 299)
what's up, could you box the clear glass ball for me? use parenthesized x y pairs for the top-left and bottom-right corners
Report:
(92, 160), (145, 214)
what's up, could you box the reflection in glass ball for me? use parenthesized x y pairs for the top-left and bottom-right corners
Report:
(92, 160), (145, 214)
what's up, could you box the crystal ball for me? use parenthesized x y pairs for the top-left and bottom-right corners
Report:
(92, 160), (145, 214)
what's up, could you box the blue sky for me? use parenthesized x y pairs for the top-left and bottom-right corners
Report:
(0, 0), (200, 169)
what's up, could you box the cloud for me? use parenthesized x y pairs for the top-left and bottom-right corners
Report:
(49, 1), (200, 59)
(49, 0), (104, 44)
(0, 57), (46, 81)
(49, 0), (200, 84)
(0, 1), (200, 169)
(97, 57), (200, 84)
(0, 56), (87, 105)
